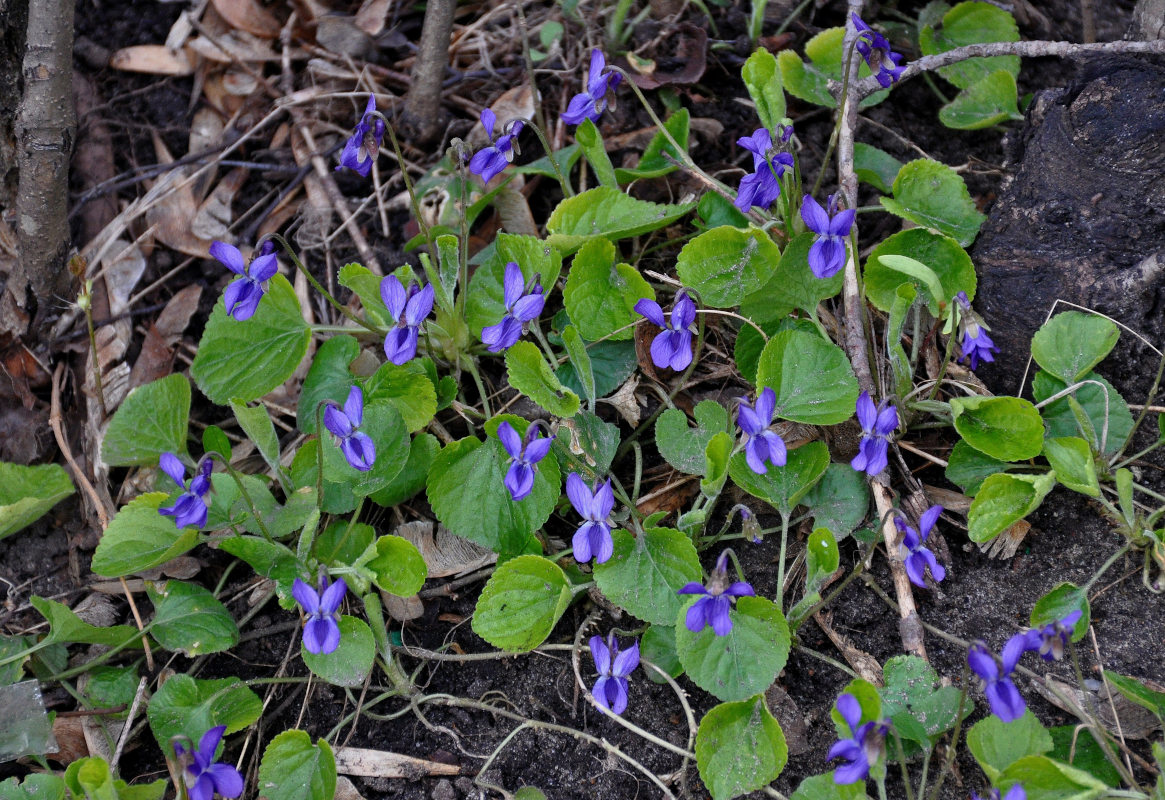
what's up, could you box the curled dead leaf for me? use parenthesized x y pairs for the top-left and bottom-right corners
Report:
(394, 520), (494, 579)
(110, 45), (195, 76)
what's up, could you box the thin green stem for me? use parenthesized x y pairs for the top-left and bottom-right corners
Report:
(530, 323), (559, 367)
(1082, 544), (1132, 593)
(516, 117), (573, 197)
(463, 357), (492, 419)
(363, 592), (415, 695)
(929, 676), (968, 800)
(795, 644), (859, 678)
(263, 234), (381, 334)
(1110, 334), (1165, 466)
(889, 727), (916, 800)
(222, 462), (274, 543)
(926, 308), (960, 403)
(776, 511), (790, 612)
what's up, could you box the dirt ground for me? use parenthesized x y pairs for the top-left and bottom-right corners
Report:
(1, 0), (1162, 798)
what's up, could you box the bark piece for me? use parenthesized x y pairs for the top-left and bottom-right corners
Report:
(972, 58), (1165, 396)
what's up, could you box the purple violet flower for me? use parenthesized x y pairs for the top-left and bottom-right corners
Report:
(852, 14), (906, 88)
(210, 240), (278, 322)
(634, 290), (697, 372)
(828, 693), (889, 785)
(381, 275), (434, 365)
(563, 49), (623, 127)
(735, 128), (795, 213)
(469, 109), (524, 184)
(498, 421), (554, 502)
(850, 391), (898, 476)
(1007, 610), (1084, 665)
(677, 551), (755, 636)
(737, 387), (787, 475)
(801, 194), (856, 279)
(173, 726), (244, 800)
(158, 453), (213, 530)
(954, 292), (999, 370)
(896, 505), (945, 589)
(324, 386), (376, 472)
(336, 95), (385, 177)
(482, 261), (545, 352)
(567, 472), (615, 565)
(590, 632), (639, 715)
(974, 785), (1027, 800)
(292, 575), (347, 655)
(968, 641), (1027, 722)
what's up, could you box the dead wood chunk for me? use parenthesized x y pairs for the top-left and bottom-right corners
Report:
(971, 58), (1165, 396)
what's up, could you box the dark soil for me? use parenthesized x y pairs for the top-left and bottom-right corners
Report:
(2, 1), (1163, 799)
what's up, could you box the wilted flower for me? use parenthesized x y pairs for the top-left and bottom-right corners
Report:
(634, 290), (696, 371)
(974, 785), (1026, 800)
(737, 387), (787, 475)
(292, 576), (347, 655)
(829, 693), (890, 785)
(850, 391), (897, 476)
(567, 472), (615, 565)
(173, 726), (244, 800)
(336, 95), (385, 177)
(158, 453), (213, 529)
(563, 49), (622, 126)
(677, 551), (755, 636)
(954, 291), (999, 370)
(324, 386), (376, 472)
(469, 108), (524, 184)
(590, 632), (639, 715)
(481, 261), (545, 352)
(211, 240), (278, 321)
(801, 194), (855, 279)
(381, 275), (434, 364)
(852, 14), (906, 88)
(968, 641), (1027, 722)
(498, 421), (554, 502)
(735, 128), (795, 213)
(896, 505), (945, 589)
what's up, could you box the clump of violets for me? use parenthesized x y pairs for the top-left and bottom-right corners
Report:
(482, 261), (545, 352)
(562, 49), (622, 126)
(498, 421), (554, 502)
(734, 128), (795, 213)
(324, 386), (376, 472)
(210, 240), (278, 322)
(292, 575), (347, 655)
(974, 785), (1026, 800)
(850, 391), (898, 476)
(737, 387), (787, 475)
(801, 194), (856, 279)
(567, 472), (615, 565)
(954, 291), (999, 370)
(158, 453), (213, 530)
(829, 693), (890, 785)
(896, 505), (945, 589)
(336, 95), (385, 177)
(173, 726), (244, 800)
(589, 632), (639, 715)
(634, 290), (696, 372)
(677, 550), (755, 636)
(852, 14), (906, 88)
(968, 640), (1027, 722)
(381, 275), (434, 365)
(468, 108), (524, 184)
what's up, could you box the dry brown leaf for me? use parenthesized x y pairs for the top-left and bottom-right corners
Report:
(395, 520), (494, 578)
(355, 0), (391, 35)
(493, 178), (538, 237)
(210, 0), (281, 38)
(104, 239), (147, 316)
(110, 45), (196, 76)
(192, 167), (247, 243)
(334, 777), (367, 800)
(316, 16), (378, 60)
(128, 324), (176, 389)
(1035, 677), (1162, 739)
(381, 590), (423, 623)
(72, 593), (119, 627)
(154, 284), (203, 341)
(50, 716), (90, 763)
(602, 374), (643, 427)
(980, 519), (1030, 559)
(146, 133), (215, 257)
(334, 747), (460, 778)
(187, 31), (279, 63)
(222, 66), (259, 96)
